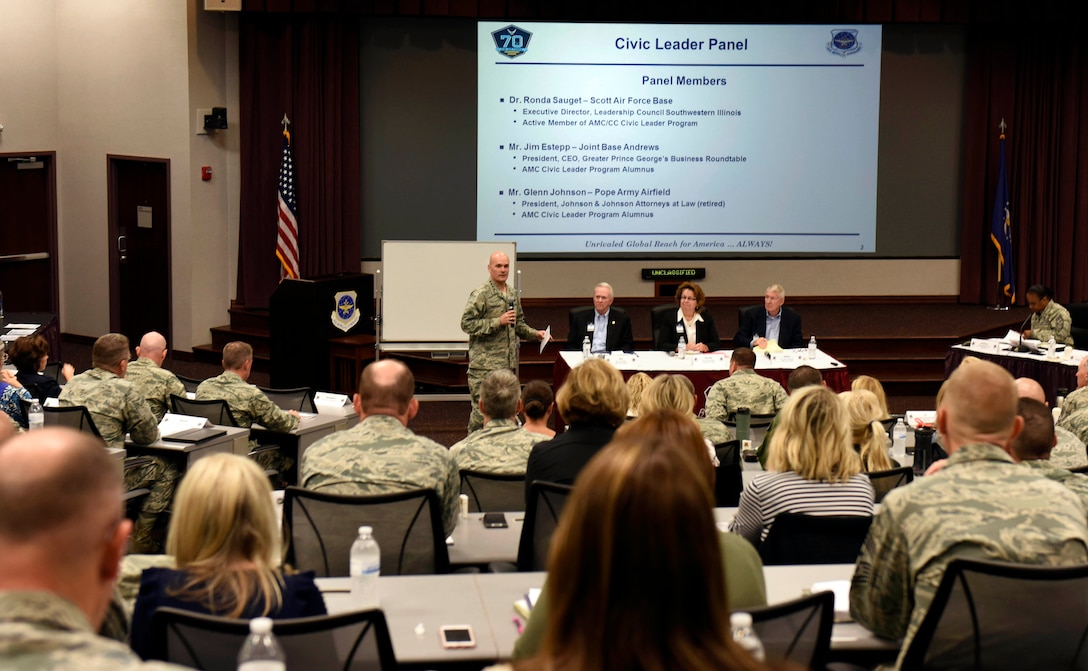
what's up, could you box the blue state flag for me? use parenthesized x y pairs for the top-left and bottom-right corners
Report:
(989, 134), (1014, 303)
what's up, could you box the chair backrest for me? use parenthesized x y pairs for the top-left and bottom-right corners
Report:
(747, 590), (834, 669)
(900, 558), (1088, 670)
(866, 466), (914, 504)
(737, 304), (761, 324)
(758, 513), (873, 566)
(1069, 465), (1088, 475)
(42, 361), (64, 385)
(517, 480), (574, 571)
(259, 385), (318, 413)
(43, 405), (103, 439)
(714, 440), (744, 507)
(459, 470), (526, 512)
(650, 304), (677, 350)
(170, 395), (238, 427)
(148, 606), (397, 671)
(175, 374), (203, 394)
(283, 486), (449, 576)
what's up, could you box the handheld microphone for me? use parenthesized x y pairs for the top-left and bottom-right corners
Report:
(508, 299), (516, 328)
(1013, 311), (1033, 353)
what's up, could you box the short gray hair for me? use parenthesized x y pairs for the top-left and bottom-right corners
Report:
(481, 369), (521, 419)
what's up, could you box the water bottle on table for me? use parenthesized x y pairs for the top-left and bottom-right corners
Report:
(28, 399), (44, 431)
(808, 334), (817, 359)
(581, 335), (591, 360)
(676, 335), (686, 356)
(730, 612), (766, 661)
(237, 617), (285, 671)
(350, 525), (381, 609)
(891, 418), (908, 464)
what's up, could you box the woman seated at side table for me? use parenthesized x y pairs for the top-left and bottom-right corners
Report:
(730, 385), (875, 546)
(8, 334), (73, 402)
(656, 281), (722, 353)
(510, 409), (767, 663)
(130, 453), (326, 659)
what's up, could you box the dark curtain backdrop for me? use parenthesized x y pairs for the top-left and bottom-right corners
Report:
(237, 1), (1084, 309)
(959, 25), (1088, 306)
(238, 14), (360, 309)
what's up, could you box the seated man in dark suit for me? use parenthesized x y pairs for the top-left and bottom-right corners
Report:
(734, 283), (804, 349)
(565, 283), (634, 353)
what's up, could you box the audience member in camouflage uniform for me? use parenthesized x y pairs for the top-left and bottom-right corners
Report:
(124, 331), (186, 423)
(58, 333), (177, 554)
(1023, 283), (1074, 345)
(0, 428), (187, 670)
(196, 341), (298, 479)
(450, 369), (545, 475)
(301, 360), (459, 535)
(1059, 358), (1088, 420)
(850, 361), (1088, 669)
(1016, 376), (1088, 469)
(704, 347), (788, 422)
(1013, 398), (1088, 508)
(460, 251), (545, 433)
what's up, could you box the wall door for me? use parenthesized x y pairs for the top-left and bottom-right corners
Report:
(0, 153), (58, 314)
(108, 156), (171, 345)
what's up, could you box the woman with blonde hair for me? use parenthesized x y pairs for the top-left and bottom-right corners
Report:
(840, 389), (897, 471)
(730, 385), (874, 545)
(640, 373), (733, 446)
(624, 371), (652, 419)
(850, 374), (889, 418)
(524, 358), (628, 498)
(499, 409), (768, 671)
(130, 453), (325, 658)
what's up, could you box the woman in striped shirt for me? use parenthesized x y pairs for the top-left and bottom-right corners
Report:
(730, 385), (874, 546)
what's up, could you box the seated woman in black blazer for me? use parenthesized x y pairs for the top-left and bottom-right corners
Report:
(8, 334), (73, 402)
(656, 281), (721, 353)
(130, 453), (326, 659)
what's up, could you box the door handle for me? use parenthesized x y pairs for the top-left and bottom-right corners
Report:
(117, 235), (127, 263)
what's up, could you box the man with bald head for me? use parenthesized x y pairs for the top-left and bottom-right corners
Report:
(124, 331), (186, 422)
(0, 428), (186, 669)
(851, 361), (1088, 667)
(1015, 376), (1088, 469)
(300, 360), (458, 535)
(461, 251), (546, 433)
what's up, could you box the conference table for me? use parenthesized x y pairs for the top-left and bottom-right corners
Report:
(317, 564), (897, 668)
(553, 349), (850, 416)
(124, 425), (251, 470)
(946, 342), (1085, 407)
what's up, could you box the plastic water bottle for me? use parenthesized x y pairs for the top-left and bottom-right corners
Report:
(349, 525), (381, 609)
(237, 617), (285, 671)
(731, 612), (766, 661)
(1047, 337), (1057, 359)
(676, 335), (686, 356)
(808, 334), (817, 358)
(581, 335), (591, 360)
(28, 399), (44, 431)
(892, 418), (908, 463)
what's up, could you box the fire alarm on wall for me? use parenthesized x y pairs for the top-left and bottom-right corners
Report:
(201, 166), (213, 181)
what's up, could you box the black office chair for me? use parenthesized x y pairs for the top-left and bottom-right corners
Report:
(148, 607), (397, 671)
(459, 470), (526, 512)
(169, 395), (238, 426)
(866, 466), (914, 504)
(258, 385), (318, 413)
(747, 590), (835, 670)
(650, 304), (677, 350)
(283, 486), (450, 576)
(758, 512), (873, 566)
(175, 374), (203, 394)
(899, 558), (1088, 670)
(714, 440), (744, 507)
(41, 361), (65, 385)
(516, 480), (574, 572)
(41, 405), (104, 440)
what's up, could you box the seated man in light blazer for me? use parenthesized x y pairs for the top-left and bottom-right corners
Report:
(734, 284), (804, 349)
(566, 283), (635, 353)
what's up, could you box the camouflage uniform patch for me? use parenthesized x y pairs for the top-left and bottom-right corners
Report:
(450, 418), (545, 475)
(850, 443), (1088, 669)
(0, 591), (188, 670)
(704, 368), (788, 421)
(300, 414), (459, 535)
(124, 357), (186, 423)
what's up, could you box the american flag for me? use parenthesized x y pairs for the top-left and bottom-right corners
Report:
(276, 126), (300, 280)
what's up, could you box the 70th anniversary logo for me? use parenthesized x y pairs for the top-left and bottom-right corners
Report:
(492, 25), (533, 58)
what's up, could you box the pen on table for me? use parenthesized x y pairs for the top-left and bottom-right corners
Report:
(513, 616), (524, 634)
